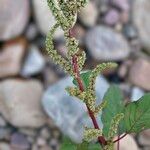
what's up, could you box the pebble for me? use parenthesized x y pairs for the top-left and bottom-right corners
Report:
(138, 129), (150, 146)
(21, 45), (45, 77)
(0, 115), (6, 127)
(0, 127), (11, 140)
(32, 0), (63, 38)
(78, 1), (98, 27)
(40, 127), (51, 140)
(36, 137), (47, 147)
(133, 0), (150, 53)
(123, 24), (138, 39)
(0, 0), (30, 40)
(0, 142), (11, 150)
(11, 133), (30, 150)
(0, 38), (26, 78)
(42, 76), (109, 143)
(104, 9), (120, 26)
(114, 135), (139, 150)
(111, 0), (130, 11)
(131, 87), (145, 102)
(129, 58), (150, 91)
(25, 23), (39, 41)
(0, 79), (46, 128)
(85, 26), (130, 61)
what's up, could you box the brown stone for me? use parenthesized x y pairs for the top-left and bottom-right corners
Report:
(0, 38), (26, 78)
(129, 58), (150, 91)
(0, 79), (46, 128)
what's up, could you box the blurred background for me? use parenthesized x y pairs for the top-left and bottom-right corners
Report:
(0, 0), (150, 150)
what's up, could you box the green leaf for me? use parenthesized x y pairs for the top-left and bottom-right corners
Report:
(77, 142), (88, 150)
(123, 93), (150, 133)
(60, 137), (77, 150)
(88, 143), (102, 150)
(73, 71), (92, 89)
(77, 142), (102, 150)
(102, 85), (125, 137)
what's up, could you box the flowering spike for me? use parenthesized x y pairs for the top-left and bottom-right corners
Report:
(108, 113), (124, 140)
(77, 51), (86, 71)
(88, 62), (118, 92)
(47, 0), (70, 30)
(45, 24), (73, 75)
(104, 142), (114, 150)
(94, 101), (107, 116)
(65, 87), (86, 101)
(83, 127), (102, 142)
(77, 0), (89, 11)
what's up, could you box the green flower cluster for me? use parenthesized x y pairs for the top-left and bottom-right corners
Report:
(45, 0), (122, 149)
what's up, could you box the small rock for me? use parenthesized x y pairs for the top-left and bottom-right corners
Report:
(0, 79), (46, 128)
(19, 128), (37, 137)
(129, 58), (150, 91)
(42, 76), (109, 142)
(36, 137), (47, 147)
(40, 127), (51, 140)
(114, 135), (139, 150)
(11, 133), (30, 150)
(25, 23), (39, 41)
(21, 45), (45, 77)
(40, 145), (52, 150)
(118, 60), (132, 78)
(49, 139), (58, 150)
(43, 66), (59, 88)
(78, 1), (98, 27)
(138, 129), (150, 146)
(0, 127), (11, 140)
(33, 0), (63, 38)
(0, 0), (30, 40)
(0, 38), (26, 78)
(85, 26), (130, 61)
(0, 142), (11, 150)
(111, 0), (130, 11)
(131, 87), (145, 102)
(0, 115), (6, 127)
(104, 9), (120, 26)
(123, 24), (138, 39)
(133, 0), (150, 53)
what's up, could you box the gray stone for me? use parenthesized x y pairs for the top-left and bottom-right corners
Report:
(131, 87), (144, 102)
(0, 127), (11, 140)
(0, 142), (11, 150)
(0, 115), (6, 127)
(21, 45), (45, 77)
(11, 133), (30, 150)
(42, 75), (109, 143)
(32, 0), (63, 38)
(133, 0), (150, 53)
(0, 79), (46, 128)
(0, 0), (30, 40)
(85, 26), (130, 61)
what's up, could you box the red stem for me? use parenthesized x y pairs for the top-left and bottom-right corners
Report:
(72, 55), (107, 146)
(113, 133), (128, 143)
(117, 135), (120, 150)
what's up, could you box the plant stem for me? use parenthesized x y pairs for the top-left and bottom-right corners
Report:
(117, 135), (120, 150)
(113, 133), (128, 143)
(72, 55), (107, 146)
